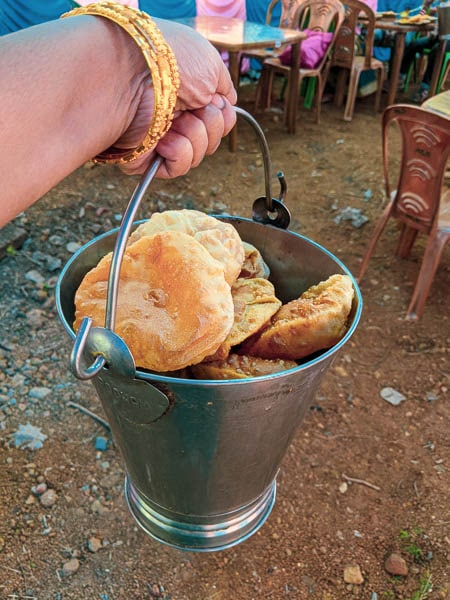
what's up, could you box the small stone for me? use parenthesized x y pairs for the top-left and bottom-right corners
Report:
(66, 242), (81, 254)
(339, 482), (348, 494)
(380, 387), (406, 406)
(90, 499), (107, 514)
(87, 537), (102, 553)
(32, 482), (48, 495)
(0, 223), (28, 260)
(26, 309), (45, 328)
(385, 552), (408, 576)
(29, 387), (52, 401)
(343, 564), (364, 585)
(39, 489), (57, 508)
(25, 270), (45, 284)
(61, 558), (80, 576)
(11, 373), (26, 387)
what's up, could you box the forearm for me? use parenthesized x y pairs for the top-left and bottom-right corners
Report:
(0, 15), (149, 227)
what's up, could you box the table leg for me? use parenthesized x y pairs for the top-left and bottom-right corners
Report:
(429, 39), (447, 97)
(287, 40), (300, 134)
(227, 51), (240, 152)
(387, 32), (405, 106)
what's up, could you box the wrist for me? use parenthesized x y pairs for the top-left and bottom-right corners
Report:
(61, 3), (179, 165)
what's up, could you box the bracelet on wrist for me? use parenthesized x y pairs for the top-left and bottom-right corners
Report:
(61, 1), (180, 164)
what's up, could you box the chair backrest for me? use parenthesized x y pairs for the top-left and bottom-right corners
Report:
(295, 0), (345, 33)
(292, 0), (346, 71)
(265, 0), (344, 34)
(331, 0), (377, 70)
(383, 104), (450, 233)
(264, 0), (303, 28)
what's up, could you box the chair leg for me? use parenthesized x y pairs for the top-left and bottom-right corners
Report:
(406, 230), (449, 320)
(437, 54), (450, 93)
(396, 224), (418, 258)
(403, 60), (414, 94)
(304, 78), (317, 110)
(358, 203), (394, 283)
(266, 70), (275, 110)
(254, 70), (264, 112)
(254, 67), (273, 112)
(282, 74), (293, 126)
(314, 75), (323, 124)
(344, 68), (360, 122)
(375, 67), (384, 113)
(334, 68), (347, 108)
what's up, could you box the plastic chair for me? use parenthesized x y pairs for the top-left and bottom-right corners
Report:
(238, 0), (303, 72)
(358, 104), (450, 320)
(330, 0), (384, 121)
(254, 0), (345, 124)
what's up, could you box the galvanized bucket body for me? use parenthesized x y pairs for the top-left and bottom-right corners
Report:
(56, 216), (362, 551)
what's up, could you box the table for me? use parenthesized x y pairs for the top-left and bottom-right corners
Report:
(177, 16), (306, 151)
(422, 89), (450, 116)
(362, 17), (436, 106)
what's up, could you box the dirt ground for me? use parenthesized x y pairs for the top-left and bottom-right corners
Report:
(0, 84), (449, 600)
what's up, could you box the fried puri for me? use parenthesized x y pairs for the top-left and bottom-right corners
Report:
(239, 274), (354, 360)
(191, 353), (298, 380)
(204, 277), (282, 361)
(128, 209), (244, 285)
(73, 231), (234, 372)
(240, 241), (270, 279)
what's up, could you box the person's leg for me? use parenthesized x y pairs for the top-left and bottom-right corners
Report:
(400, 35), (435, 77)
(422, 40), (450, 86)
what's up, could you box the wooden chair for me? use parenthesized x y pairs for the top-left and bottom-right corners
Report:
(330, 0), (384, 121)
(254, 0), (345, 125)
(358, 104), (450, 320)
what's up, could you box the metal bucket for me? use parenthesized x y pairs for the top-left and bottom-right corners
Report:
(56, 109), (362, 552)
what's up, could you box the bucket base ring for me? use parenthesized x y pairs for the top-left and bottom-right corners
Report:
(124, 477), (277, 552)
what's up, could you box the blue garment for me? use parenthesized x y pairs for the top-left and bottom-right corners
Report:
(0, 0), (73, 35)
(373, 0), (424, 61)
(139, 0), (196, 19)
(376, 0), (423, 11)
(244, 0), (282, 73)
(245, 0), (281, 25)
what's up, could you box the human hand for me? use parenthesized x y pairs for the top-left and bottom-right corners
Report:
(117, 19), (237, 177)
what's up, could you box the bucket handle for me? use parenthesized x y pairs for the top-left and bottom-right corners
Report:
(70, 107), (290, 380)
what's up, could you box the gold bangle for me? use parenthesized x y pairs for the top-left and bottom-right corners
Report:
(61, 1), (180, 164)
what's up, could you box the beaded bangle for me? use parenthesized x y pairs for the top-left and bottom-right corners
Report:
(61, 1), (180, 164)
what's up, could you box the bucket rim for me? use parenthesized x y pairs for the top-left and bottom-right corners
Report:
(56, 215), (363, 385)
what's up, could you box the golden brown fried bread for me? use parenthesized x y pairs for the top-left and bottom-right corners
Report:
(129, 209), (244, 285)
(240, 241), (270, 279)
(239, 274), (354, 360)
(73, 231), (234, 372)
(191, 353), (298, 380)
(205, 277), (282, 361)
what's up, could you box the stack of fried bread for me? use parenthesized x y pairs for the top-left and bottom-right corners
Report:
(74, 209), (354, 379)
